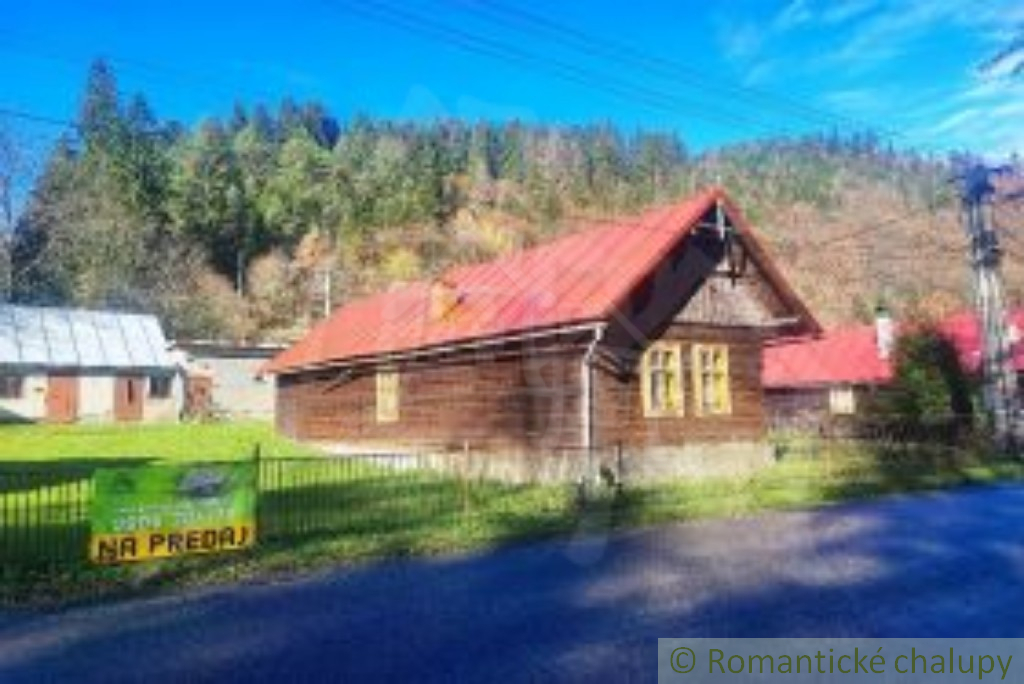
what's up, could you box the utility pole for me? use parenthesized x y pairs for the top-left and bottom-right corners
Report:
(959, 163), (1019, 449)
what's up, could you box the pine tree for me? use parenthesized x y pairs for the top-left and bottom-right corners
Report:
(79, 59), (123, 158)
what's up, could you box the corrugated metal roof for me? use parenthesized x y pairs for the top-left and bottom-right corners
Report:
(0, 305), (175, 370)
(265, 187), (817, 374)
(763, 325), (894, 388)
(762, 310), (1024, 389)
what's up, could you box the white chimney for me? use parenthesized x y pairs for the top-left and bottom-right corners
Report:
(875, 305), (894, 360)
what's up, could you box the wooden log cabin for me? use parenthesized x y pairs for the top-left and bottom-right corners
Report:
(263, 187), (820, 481)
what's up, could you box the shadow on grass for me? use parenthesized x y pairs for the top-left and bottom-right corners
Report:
(0, 461), (582, 606)
(258, 471), (577, 548)
(0, 458), (159, 570)
(0, 458), (155, 494)
(7, 442), (1023, 609)
(801, 439), (1024, 502)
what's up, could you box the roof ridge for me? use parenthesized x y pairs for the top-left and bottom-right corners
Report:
(265, 186), (798, 374)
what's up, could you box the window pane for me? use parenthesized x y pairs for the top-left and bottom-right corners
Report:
(0, 375), (23, 400)
(650, 370), (664, 410)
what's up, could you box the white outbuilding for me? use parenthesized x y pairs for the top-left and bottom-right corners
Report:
(0, 304), (182, 424)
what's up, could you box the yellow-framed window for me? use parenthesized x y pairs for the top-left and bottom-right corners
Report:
(376, 368), (400, 423)
(692, 344), (731, 416)
(640, 343), (684, 417)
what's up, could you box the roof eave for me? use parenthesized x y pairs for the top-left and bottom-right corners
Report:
(264, 319), (606, 376)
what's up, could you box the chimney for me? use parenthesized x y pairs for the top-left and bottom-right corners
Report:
(429, 278), (462, 322)
(875, 304), (894, 360)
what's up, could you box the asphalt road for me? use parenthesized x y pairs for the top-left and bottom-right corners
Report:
(3, 484), (1024, 683)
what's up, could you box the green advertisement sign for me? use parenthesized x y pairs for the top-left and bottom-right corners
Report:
(90, 461), (257, 564)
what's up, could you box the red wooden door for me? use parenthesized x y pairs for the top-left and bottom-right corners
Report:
(185, 375), (213, 419)
(46, 374), (79, 423)
(114, 376), (145, 422)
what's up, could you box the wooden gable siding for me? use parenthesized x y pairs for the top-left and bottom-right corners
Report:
(595, 324), (766, 448)
(674, 262), (793, 327)
(276, 341), (585, 450)
(585, 217), (799, 449)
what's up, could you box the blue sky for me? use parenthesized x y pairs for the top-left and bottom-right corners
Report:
(2, 0), (1023, 157)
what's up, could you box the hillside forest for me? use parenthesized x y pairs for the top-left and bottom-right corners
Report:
(3, 60), (1021, 341)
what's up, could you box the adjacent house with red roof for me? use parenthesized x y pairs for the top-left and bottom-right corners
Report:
(763, 309), (1024, 431)
(263, 188), (819, 480)
(762, 316), (894, 431)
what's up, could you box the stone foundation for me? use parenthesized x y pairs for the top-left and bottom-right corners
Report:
(317, 440), (775, 485)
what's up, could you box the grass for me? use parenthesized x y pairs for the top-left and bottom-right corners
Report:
(0, 421), (317, 463)
(0, 423), (581, 606)
(615, 443), (1024, 528)
(2, 423), (1022, 608)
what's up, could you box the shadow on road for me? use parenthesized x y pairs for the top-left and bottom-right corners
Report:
(3, 484), (1024, 683)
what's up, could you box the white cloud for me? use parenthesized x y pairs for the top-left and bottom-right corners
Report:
(820, 0), (881, 26)
(773, 0), (813, 32)
(982, 47), (1024, 80)
(819, 87), (885, 112)
(712, 0), (1024, 156)
(739, 60), (781, 87)
(716, 20), (766, 62)
(909, 78), (1024, 155)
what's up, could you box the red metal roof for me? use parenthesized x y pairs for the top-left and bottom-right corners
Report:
(265, 187), (812, 374)
(763, 325), (893, 388)
(763, 310), (1024, 389)
(936, 310), (1024, 374)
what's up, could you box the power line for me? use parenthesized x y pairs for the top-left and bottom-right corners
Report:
(445, 0), (897, 141)
(803, 205), (955, 249)
(0, 34), (294, 108)
(327, 0), (811, 140)
(359, 0), (950, 154)
(0, 107), (76, 131)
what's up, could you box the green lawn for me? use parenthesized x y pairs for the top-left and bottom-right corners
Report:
(1, 423), (1021, 607)
(0, 421), (316, 463)
(0, 422), (579, 605)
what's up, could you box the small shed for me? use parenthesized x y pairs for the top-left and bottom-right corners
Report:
(171, 340), (285, 420)
(0, 304), (181, 424)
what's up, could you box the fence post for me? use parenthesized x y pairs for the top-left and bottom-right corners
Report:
(461, 444), (470, 519)
(616, 442), (624, 488)
(253, 442), (262, 543)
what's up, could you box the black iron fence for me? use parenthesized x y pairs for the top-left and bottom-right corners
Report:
(2, 436), (1019, 571)
(0, 465), (93, 567)
(0, 451), (583, 570)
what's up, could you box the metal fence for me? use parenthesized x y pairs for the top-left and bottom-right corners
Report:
(1, 437), (1017, 571)
(0, 466), (94, 567)
(0, 451), (582, 569)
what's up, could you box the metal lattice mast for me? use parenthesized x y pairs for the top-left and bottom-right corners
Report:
(960, 164), (1019, 447)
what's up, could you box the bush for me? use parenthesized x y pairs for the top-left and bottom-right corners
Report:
(865, 327), (975, 436)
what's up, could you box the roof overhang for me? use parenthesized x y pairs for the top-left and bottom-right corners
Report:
(263, 320), (605, 377)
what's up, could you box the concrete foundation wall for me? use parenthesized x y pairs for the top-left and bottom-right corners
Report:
(325, 441), (774, 485)
(615, 442), (774, 484)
